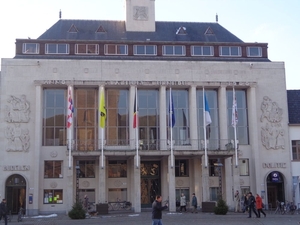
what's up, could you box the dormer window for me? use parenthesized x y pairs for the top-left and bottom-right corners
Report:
(219, 46), (241, 57)
(22, 43), (39, 54)
(205, 27), (214, 35)
(96, 25), (106, 33)
(247, 47), (262, 57)
(68, 24), (78, 33)
(176, 26), (187, 35)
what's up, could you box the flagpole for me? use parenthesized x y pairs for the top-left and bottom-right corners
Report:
(135, 87), (139, 168)
(203, 87), (208, 168)
(99, 86), (106, 169)
(68, 85), (73, 169)
(233, 86), (238, 168)
(101, 127), (104, 169)
(170, 88), (174, 168)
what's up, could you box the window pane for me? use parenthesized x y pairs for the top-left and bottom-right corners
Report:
(164, 46), (173, 55)
(203, 46), (212, 55)
(58, 44), (68, 54)
(174, 46), (183, 55)
(106, 45), (115, 54)
(76, 44), (86, 54)
(117, 45), (127, 54)
(193, 46), (202, 55)
(221, 46), (229, 55)
(239, 159), (249, 176)
(231, 47), (239, 56)
(136, 45), (145, 54)
(47, 44), (56, 53)
(146, 45), (156, 55)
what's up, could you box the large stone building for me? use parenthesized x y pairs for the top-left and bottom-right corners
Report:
(0, 0), (292, 215)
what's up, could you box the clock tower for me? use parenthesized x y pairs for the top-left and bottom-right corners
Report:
(125, 0), (155, 32)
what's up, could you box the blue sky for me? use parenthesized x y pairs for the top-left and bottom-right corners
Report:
(1, 0), (299, 89)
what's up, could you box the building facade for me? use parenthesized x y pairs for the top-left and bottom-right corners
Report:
(0, 0), (292, 215)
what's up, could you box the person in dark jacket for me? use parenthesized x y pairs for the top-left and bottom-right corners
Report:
(152, 195), (168, 225)
(191, 193), (198, 213)
(247, 192), (258, 218)
(0, 199), (8, 225)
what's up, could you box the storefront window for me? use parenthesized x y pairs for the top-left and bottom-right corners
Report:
(44, 190), (63, 204)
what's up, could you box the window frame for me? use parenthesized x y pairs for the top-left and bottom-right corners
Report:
(175, 159), (189, 177)
(133, 45), (157, 55)
(45, 43), (69, 54)
(108, 160), (127, 178)
(219, 46), (241, 57)
(292, 140), (300, 160)
(238, 158), (249, 176)
(191, 46), (214, 56)
(44, 161), (63, 178)
(162, 45), (186, 56)
(104, 44), (128, 55)
(22, 43), (40, 54)
(43, 189), (63, 204)
(75, 44), (99, 55)
(78, 160), (96, 178)
(246, 47), (262, 57)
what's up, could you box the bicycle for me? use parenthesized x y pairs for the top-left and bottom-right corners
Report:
(108, 199), (132, 211)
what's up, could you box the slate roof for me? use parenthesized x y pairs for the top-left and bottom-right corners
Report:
(38, 19), (243, 43)
(287, 90), (300, 124)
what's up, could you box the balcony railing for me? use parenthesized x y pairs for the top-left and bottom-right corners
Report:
(66, 139), (239, 152)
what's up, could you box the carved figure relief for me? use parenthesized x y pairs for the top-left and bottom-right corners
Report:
(5, 95), (30, 123)
(260, 96), (284, 150)
(133, 6), (148, 21)
(5, 124), (30, 152)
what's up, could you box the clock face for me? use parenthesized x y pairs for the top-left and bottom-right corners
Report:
(133, 6), (148, 21)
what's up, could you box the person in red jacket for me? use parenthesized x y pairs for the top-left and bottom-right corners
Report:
(255, 194), (266, 218)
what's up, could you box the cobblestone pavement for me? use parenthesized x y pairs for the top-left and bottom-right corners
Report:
(5, 211), (300, 225)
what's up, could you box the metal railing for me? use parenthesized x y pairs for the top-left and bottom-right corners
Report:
(66, 138), (239, 152)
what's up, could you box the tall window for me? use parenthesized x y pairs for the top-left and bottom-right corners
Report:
(292, 140), (300, 160)
(78, 160), (95, 178)
(43, 89), (66, 146)
(44, 161), (63, 178)
(139, 90), (159, 150)
(175, 160), (189, 177)
(209, 187), (220, 201)
(239, 159), (249, 176)
(167, 89), (189, 145)
(197, 89), (219, 150)
(75, 89), (98, 151)
(227, 89), (249, 144)
(106, 89), (129, 145)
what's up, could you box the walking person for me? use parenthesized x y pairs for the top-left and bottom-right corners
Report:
(234, 190), (240, 212)
(83, 194), (89, 212)
(180, 193), (187, 212)
(191, 193), (198, 213)
(242, 193), (249, 213)
(247, 192), (259, 218)
(255, 194), (266, 218)
(0, 199), (8, 225)
(152, 195), (168, 225)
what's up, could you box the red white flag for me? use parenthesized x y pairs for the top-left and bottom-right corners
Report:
(67, 87), (74, 128)
(133, 89), (138, 128)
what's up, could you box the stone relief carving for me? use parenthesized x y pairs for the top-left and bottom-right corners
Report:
(5, 124), (30, 152)
(260, 96), (284, 150)
(5, 95), (30, 123)
(133, 6), (148, 21)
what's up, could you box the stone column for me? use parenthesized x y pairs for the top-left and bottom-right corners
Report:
(193, 158), (202, 204)
(218, 84), (228, 148)
(129, 86), (136, 149)
(32, 85), (42, 215)
(189, 85), (198, 150)
(160, 85), (167, 150)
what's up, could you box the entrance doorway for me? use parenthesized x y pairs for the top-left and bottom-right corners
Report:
(6, 174), (26, 214)
(267, 171), (285, 208)
(140, 161), (161, 208)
